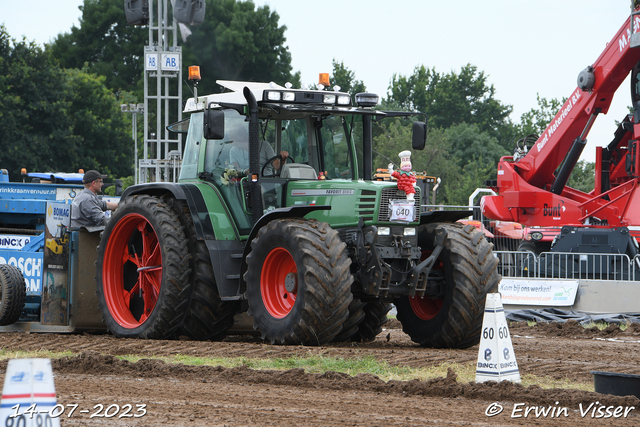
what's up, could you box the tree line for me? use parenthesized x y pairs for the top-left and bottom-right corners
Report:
(0, 0), (594, 205)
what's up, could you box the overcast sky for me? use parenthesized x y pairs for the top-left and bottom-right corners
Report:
(1, 0), (635, 162)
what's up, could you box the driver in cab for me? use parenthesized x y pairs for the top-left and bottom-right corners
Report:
(228, 123), (288, 175)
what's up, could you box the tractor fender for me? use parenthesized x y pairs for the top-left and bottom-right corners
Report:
(122, 182), (215, 240)
(419, 210), (472, 225)
(239, 205), (331, 293)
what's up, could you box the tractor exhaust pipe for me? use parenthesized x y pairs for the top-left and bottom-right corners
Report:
(243, 87), (263, 222)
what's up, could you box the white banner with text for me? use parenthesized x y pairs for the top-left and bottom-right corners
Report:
(499, 279), (578, 306)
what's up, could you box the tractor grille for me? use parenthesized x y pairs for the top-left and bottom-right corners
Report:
(378, 187), (421, 222)
(356, 189), (377, 222)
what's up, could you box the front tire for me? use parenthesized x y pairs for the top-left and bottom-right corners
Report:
(96, 195), (191, 339)
(244, 219), (352, 345)
(396, 223), (500, 348)
(0, 265), (26, 326)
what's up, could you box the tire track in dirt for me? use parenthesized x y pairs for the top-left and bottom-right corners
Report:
(1, 321), (640, 425)
(1, 320), (639, 382)
(1, 352), (638, 426)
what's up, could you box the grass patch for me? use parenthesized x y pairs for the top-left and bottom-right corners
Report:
(520, 373), (593, 391)
(119, 353), (430, 382)
(582, 321), (629, 331)
(0, 349), (73, 360)
(582, 321), (609, 330)
(117, 353), (593, 391)
(0, 349), (593, 392)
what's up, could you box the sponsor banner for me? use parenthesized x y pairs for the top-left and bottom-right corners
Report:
(0, 251), (43, 294)
(47, 204), (70, 223)
(0, 186), (77, 202)
(0, 187), (55, 196)
(499, 279), (578, 306)
(0, 235), (32, 250)
(42, 203), (70, 326)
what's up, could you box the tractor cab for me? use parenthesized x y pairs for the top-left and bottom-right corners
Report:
(172, 79), (427, 235)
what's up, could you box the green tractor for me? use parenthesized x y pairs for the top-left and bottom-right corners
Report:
(96, 79), (500, 348)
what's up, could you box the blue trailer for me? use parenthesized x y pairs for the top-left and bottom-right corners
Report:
(0, 170), (107, 333)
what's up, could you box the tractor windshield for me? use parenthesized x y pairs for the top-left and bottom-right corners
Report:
(259, 112), (363, 181)
(316, 114), (359, 180)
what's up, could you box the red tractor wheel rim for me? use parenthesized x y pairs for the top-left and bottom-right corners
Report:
(102, 213), (162, 328)
(409, 295), (444, 320)
(410, 250), (444, 321)
(261, 247), (297, 319)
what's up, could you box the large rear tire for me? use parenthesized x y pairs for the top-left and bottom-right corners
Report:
(96, 195), (191, 339)
(0, 265), (26, 326)
(396, 223), (500, 348)
(168, 198), (239, 341)
(244, 219), (352, 345)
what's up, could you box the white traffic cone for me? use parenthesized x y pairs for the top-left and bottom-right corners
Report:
(475, 293), (521, 383)
(0, 358), (60, 426)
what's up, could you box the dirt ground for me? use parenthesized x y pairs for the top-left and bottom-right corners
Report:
(1, 320), (640, 426)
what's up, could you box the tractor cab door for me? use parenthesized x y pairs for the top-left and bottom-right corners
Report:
(185, 110), (254, 234)
(199, 110), (301, 230)
(256, 117), (313, 212)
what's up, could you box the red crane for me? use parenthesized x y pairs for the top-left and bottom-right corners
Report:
(483, 5), (640, 252)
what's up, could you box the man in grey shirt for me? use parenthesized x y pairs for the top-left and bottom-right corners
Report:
(227, 121), (288, 176)
(70, 170), (118, 228)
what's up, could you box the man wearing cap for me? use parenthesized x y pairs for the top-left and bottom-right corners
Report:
(70, 170), (118, 228)
(227, 119), (288, 176)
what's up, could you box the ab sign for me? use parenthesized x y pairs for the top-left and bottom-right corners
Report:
(145, 53), (180, 72)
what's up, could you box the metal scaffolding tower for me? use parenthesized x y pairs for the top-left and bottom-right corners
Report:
(140, 0), (183, 184)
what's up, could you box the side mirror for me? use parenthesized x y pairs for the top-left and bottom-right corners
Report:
(203, 109), (225, 140)
(412, 121), (427, 150)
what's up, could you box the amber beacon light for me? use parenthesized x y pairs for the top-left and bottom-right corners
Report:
(188, 66), (201, 81)
(318, 73), (330, 87)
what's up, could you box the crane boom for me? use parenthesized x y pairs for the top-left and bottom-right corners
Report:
(483, 8), (640, 230)
(523, 14), (637, 187)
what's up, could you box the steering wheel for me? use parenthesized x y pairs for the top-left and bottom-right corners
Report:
(261, 154), (295, 177)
